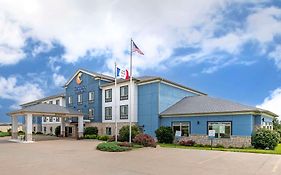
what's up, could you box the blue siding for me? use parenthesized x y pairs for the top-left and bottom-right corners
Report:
(160, 114), (254, 136)
(159, 83), (196, 113)
(66, 72), (111, 122)
(138, 82), (199, 137)
(138, 83), (159, 136)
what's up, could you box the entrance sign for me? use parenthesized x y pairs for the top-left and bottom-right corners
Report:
(208, 130), (216, 137)
(175, 130), (182, 137)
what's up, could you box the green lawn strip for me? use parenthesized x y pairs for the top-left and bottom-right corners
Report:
(159, 143), (281, 155)
(0, 132), (11, 137)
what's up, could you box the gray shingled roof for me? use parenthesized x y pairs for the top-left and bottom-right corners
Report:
(8, 103), (82, 116)
(160, 95), (278, 117)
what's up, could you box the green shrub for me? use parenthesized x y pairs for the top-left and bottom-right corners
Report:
(97, 135), (109, 141)
(155, 126), (174, 143)
(96, 142), (131, 152)
(252, 128), (280, 150)
(35, 132), (43, 135)
(84, 134), (97, 139)
(133, 133), (156, 147)
(84, 127), (98, 136)
(0, 132), (11, 137)
(18, 131), (25, 135)
(119, 125), (140, 142)
(55, 126), (61, 137)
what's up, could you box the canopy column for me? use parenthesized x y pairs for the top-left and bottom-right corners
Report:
(11, 115), (18, 139)
(25, 113), (33, 142)
(61, 117), (65, 137)
(78, 116), (84, 138)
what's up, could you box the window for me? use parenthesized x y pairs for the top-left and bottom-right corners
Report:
(89, 108), (94, 120)
(56, 100), (60, 105)
(172, 122), (190, 137)
(208, 121), (231, 138)
(56, 117), (60, 122)
(50, 127), (53, 133)
(49, 117), (53, 122)
(120, 105), (128, 119)
(68, 96), (73, 105)
(49, 101), (53, 104)
(89, 91), (94, 102)
(77, 94), (83, 104)
(105, 107), (112, 120)
(120, 85), (128, 100)
(43, 117), (46, 122)
(33, 127), (36, 132)
(105, 89), (112, 102)
(44, 127), (46, 133)
(106, 127), (112, 135)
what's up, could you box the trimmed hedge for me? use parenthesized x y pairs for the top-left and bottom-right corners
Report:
(96, 142), (131, 152)
(133, 133), (156, 147)
(84, 134), (97, 139)
(84, 127), (98, 135)
(252, 128), (280, 150)
(119, 125), (140, 142)
(0, 132), (11, 137)
(155, 126), (174, 143)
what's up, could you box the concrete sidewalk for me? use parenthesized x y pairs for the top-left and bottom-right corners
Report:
(0, 137), (280, 175)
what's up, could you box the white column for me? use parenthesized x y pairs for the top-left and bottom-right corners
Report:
(61, 117), (65, 137)
(11, 116), (18, 139)
(78, 116), (84, 139)
(25, 113), (33, 142)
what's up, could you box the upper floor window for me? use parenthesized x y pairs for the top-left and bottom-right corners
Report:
(105, 89), (112, 102)
(89, 91), (94, 102)
(49, 101), (53, 104)
(120, 85), (128, 100)
(120, 105), (128, 119)
(56, 100), (60, 105)
(68, 96), (73, 105)
(208, 121), (231, 138)
(77, 94), (83, 104)
(89, 108), (94, 120)
(49, 117), (53, 122)
(105, 107), (112, 120)
(43, 117), (46, 122)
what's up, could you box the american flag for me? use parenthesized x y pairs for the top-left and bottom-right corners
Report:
(132, 41), (144, 55)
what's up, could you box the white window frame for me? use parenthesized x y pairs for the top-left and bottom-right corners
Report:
(89, 91), (94, 102)
(105, 107), (112, 120)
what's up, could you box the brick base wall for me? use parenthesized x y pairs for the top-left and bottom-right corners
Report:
(179, 135), (252, 148)
(85, 122), (137, 136)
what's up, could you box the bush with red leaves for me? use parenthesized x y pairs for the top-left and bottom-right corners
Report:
(133, 133), (156, 148)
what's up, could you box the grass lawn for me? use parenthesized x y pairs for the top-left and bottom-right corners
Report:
(0, 132), (11, 137)
(159, 143), (281, 155)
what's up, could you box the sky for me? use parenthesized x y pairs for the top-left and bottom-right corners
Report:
(0, 0), (281, 122)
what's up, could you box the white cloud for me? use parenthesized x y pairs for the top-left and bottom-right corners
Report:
(0, 76), (44, 108)
(257, 87), (281, 118)
(52, 73), (66, 87)
(268, 45), (281, 69)
(0, 0), (280, 73)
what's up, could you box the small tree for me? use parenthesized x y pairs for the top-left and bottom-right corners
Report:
(119, 125), (140, 142)
(252, 128), (280, 150)
(155, 126), (174, 143)
(55, 126), (61, 137)
(84, 126), (98, 136)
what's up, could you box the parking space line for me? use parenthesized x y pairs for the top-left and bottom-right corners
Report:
(272, 156), (281, 173)
(198, 152), (228, 165)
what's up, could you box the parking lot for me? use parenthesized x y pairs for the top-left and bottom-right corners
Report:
(0, 137), (280, 175)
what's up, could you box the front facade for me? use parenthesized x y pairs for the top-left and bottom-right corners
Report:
(17, 68), (278, 147)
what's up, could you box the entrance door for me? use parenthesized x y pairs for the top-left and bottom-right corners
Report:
(65, 126), (73, 137)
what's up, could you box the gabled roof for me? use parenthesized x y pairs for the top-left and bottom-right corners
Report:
(100, 75), (206, 95)
(20, 93), (65, 107)
(64, 69), (114, 87)
(8, 103), (82, 116)
(160, 95), (278, 117)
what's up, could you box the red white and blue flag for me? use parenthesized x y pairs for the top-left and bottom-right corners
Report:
(132, 41), (144, 55)
(116, 67), (129, 80)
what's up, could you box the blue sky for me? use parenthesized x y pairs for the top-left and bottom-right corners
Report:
(0, 0), (281, 122)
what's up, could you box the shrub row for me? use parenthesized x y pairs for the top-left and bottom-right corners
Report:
(252, 128), (280, 150)
(84, 134), (110, 141)
(96, 142), (132, 152)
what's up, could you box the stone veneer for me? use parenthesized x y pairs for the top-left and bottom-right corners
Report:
(179, 135), (252, 148)
(86, 122), (137, 136)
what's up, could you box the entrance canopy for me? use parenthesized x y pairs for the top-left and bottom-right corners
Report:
(7, 104), (83, 143)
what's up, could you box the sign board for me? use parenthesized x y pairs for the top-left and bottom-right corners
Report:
(208, 130), (216, 138)
(219, 126), (225, 134)
(175, 130), (182, 137)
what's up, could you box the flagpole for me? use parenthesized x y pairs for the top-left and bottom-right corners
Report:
(114, 62), (118, 142)
(129, 38), (133, 143)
